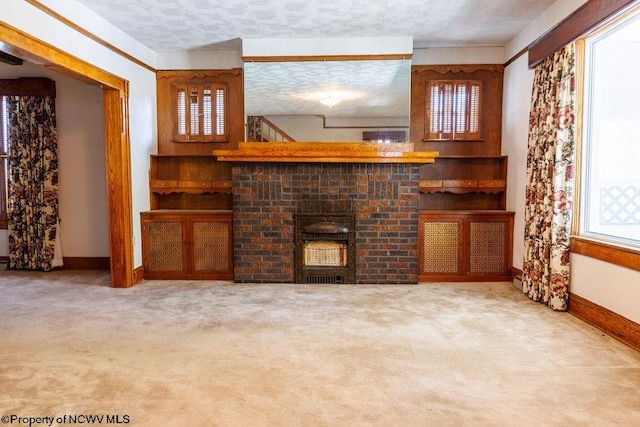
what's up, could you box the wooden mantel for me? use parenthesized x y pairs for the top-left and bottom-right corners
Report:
(212, 142), (439, 163)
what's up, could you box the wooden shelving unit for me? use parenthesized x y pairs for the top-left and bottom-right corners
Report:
(418, 156), (508, 211)
(149, 155), (233, 210)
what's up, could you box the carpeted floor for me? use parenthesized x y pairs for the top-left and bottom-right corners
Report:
(1, 270), (640, 426)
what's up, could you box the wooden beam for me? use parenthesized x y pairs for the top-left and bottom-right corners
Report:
(528, 0), (637, 68)
(212, 142), (439, 163)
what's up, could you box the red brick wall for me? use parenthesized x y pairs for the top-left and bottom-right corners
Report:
(232, 162), (419, 283)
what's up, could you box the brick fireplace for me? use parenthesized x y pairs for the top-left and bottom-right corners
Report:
(231, 162), (420, 284)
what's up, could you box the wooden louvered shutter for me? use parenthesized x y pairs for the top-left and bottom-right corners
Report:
(174, 83), (229, 142)
(425, 80), (482, 141)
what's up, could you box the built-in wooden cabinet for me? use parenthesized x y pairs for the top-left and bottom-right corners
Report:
(142, 69), (242, 280)
(419, 156), (507, 210)
(149, 155), (232, 210)
(418, 211), (514, 282)
(411, 65), (514, 281)
(156, 69), (243, 155)
(141, 210), (233, 280)
(143, 156), (234, 280)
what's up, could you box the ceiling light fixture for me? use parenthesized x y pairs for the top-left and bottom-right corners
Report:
(319, 94), (341, 107)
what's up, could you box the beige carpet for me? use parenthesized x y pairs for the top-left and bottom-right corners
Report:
(1, 270), (640, 426)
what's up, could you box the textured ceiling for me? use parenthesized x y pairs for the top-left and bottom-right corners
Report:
(70, 0), (558, 119)
(73, 0), (557, 52)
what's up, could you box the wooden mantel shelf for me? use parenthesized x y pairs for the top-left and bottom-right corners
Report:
(212, 142), (439, 163)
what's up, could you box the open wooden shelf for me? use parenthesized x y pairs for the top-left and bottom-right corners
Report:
(419, 156), (508, 210)
(150, 180), (232, 195)
(149, 155), (233, 210)
(420, 178), (506, 194)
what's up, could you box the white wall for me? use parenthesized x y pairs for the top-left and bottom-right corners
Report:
(413, 47), (505, 65)
(156, 50), (243, 70)
(502, 55), (534, 269)
(502, 0), (640, 323)
(0, 61), (109, 257)
(3, 0), (158, 267)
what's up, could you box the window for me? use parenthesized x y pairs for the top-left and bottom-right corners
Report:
(1, 96), (8, 228)
(578, 7), (640, 252)
(425, 80), (482, 140)
(173, 83), (228, 142)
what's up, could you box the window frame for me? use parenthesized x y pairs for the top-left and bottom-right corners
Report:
(572, 5), (640, 272)
(424, 79), (483, 141)
(172, 82), (229, 143)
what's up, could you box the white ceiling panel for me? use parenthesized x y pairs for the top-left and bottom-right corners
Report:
(74, 0), (558, 52)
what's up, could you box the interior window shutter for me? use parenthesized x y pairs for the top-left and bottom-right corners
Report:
(173, 81), (229, 142)
(426, 82), (440, 140)
(216, 87), (226, 137)
(203, 87), (212, 136)
(454, 83), (467, 138)
(442, 83), (454, 139)
(424, 79), (483, 141)
(469, 83), (481, 138)
(189, 86), (199, 136)
(176, 86), (187, 136)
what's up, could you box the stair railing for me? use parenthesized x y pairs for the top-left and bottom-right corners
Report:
(247, 116), (295, 142)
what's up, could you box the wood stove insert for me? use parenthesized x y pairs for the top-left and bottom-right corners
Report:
(294, 213), (356, 284)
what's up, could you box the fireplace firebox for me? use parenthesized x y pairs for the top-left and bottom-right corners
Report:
(295, 213), (355, 284)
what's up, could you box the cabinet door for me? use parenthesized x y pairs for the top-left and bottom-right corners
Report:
(142, 216), (188, 277)
(190, 217), (233, 277)
(467, 215), (513, 278)
(419, 215), (465, 279)
(418, 211), (514, 282)
(468, 219), (507, 274)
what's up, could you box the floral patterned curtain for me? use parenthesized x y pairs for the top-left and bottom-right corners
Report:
(7, 94), (60, 271)
(522, 43), (576, 311)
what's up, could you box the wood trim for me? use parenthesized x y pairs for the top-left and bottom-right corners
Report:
(528, 0), (637, 68)
(0, 22), (125, 90)
(504, 46), (528, 68)
(23, 0), (155, 73)
(156, 69), (243, 79)
(133, 265), (145, 284)
(571, 237), (640, 272)
(104, 86), (134, 288)
(569, 293), (640, 353)
(212, 142), (438, 163)
(413, 64), (504, 74)
(242, 54), (412, 62)
(61, 257), (110, 270)
(0, 21), (134, 289)
(511, 266), (523, 278)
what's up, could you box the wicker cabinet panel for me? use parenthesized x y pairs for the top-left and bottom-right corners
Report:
(419, 211), (514, 282)
(192, 220), (232, 273)
(469, 220), (507, 274)
(421, 221), (461, 274)
(142, 210), (233, 280)
(146, 220), (185, 272)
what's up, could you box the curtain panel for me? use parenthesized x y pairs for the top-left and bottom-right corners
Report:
(5, 85), (60, 271)
(522, 43), (576, 311)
